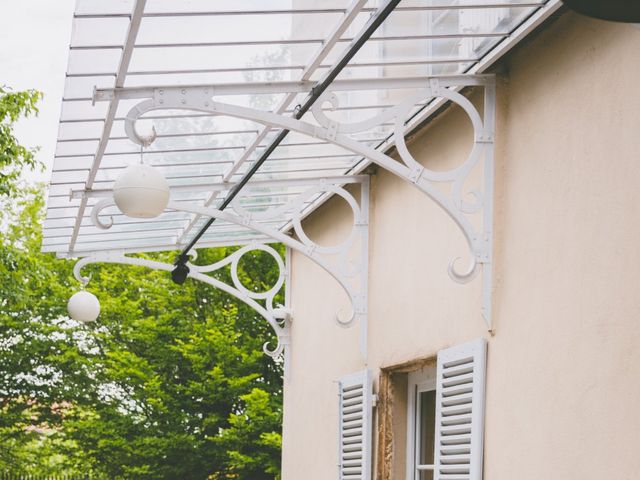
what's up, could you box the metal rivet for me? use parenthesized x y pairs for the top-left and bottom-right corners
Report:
(159, 89), (164, 95)
(181, 99), (186, 104)
(159, 99), (164, 104)
(181, 89), (186, 95)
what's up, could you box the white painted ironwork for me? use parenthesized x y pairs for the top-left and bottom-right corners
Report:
(94, 75), (492, 101)
(38, 0), (565, 365)
(106, 74), (495, 329)
(86, 176), (370, 357)
(73, 243), (292, 361)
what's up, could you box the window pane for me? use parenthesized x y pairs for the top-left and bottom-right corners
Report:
(419, 390), (436, 467)
(419, 471), (434, 480)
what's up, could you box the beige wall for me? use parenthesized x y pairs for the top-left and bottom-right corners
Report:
(283, 12), (640, 480)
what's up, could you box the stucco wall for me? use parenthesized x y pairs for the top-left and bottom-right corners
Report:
(283, 12), (640, 480)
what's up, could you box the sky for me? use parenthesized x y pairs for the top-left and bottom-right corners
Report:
(0, 1), (291, 187)
(0, 0), (76, 183)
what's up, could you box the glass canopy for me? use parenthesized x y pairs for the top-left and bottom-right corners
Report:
(44, 0), (553, 257)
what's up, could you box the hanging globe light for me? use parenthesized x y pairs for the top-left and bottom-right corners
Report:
(67, 291), (100, 323)
(113, 164), (170, 218)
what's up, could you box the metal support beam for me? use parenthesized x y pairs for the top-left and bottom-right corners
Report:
(93, 75), (494, 102)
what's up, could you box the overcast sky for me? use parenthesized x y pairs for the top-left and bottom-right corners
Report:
(0, 0), (76, 183)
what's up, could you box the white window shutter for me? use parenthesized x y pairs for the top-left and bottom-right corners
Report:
(338, 369), (373, 480)
(434, 338), (487, 480)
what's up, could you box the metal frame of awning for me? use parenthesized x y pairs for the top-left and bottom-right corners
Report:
(45, 0), (564, 363)
(79, 73), (494, 359)
(73, 244), (294, 376)
(48, 0), (563, 255)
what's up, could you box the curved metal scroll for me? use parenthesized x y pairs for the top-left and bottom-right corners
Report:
(90, 178), (369, 330)
(73, 244), (290, 359)
(121, 75), (494, 327)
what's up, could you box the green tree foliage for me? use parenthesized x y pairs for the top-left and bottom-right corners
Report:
(0, 86), (42, 196)
(0, 186), (284, 479)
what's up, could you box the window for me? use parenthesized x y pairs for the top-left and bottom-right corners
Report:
(406, 368), (437, 480)
(370, 339), (487, 480)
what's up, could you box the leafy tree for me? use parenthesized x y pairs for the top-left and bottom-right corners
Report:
(0, 86), (41, 197)
(0, 186), (284, 479)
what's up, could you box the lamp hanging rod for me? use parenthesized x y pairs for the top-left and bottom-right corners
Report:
(169, 0), (403, 284)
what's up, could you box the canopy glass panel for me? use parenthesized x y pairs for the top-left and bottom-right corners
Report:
(43, 0), (552, 257)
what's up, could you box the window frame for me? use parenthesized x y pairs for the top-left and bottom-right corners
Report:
(406, 368), (437, 480)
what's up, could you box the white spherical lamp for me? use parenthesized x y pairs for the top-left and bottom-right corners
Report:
(67, 291), (100, 323)
(113, 164), (170, 218)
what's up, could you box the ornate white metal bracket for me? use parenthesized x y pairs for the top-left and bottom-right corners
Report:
(89, 175), (370, 358)
(73, 244), (291, 360)
(104, 74), (495, 329)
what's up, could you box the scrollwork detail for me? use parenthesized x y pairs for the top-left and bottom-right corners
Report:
(91, 198), (116, 230)
(73, 249), (290, 360)
(188, 243), (285, 303)
(447, 256), (480, 284)
(124, 100), (158, 147)
(308, 84), (492, 280)
(114, 76), (494, 330)
(228, 182), (367, 328)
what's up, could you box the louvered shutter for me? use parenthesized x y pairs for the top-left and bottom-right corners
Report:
(434, 338), (487, 480)
(338, 369), (373, 480)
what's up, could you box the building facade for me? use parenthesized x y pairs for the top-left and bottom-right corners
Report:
(283, 11), (640, 480)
